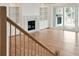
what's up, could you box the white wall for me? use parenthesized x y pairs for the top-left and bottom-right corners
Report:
(39, 20), (49, 29)
(21, 3), (40, 16)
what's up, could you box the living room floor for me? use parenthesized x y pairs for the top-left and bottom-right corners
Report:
(30, 28), (79, 56)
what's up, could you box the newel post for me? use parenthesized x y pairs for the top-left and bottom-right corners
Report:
(0, 6), (6, 56)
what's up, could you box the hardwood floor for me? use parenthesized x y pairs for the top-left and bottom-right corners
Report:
(30, 28), (79, 56)
(10, 28), (79, 56)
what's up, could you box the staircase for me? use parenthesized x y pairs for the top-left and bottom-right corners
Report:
(0, 6), (59, 56)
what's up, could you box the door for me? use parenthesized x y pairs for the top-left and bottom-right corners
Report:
(54, 7), (64, 29)
(64, 7), (75, 31)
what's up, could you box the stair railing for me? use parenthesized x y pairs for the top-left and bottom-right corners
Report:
(7, 17), (57, 56)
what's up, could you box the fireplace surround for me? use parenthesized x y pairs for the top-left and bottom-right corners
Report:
(24, 16), (39, 32)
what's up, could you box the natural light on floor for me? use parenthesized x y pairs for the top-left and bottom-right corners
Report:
(64, 31), (76, 43)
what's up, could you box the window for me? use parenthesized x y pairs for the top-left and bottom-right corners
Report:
(40, 7), (48, 20)
(9, 7), (20, 23)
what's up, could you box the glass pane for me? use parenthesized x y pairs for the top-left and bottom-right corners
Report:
(64, 7), (75, 29)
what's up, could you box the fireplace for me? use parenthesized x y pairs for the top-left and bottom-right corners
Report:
(28, 20), (35, 31)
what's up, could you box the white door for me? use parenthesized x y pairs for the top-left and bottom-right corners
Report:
(64, 7), (75, 31)
(55, 7), (64, 29)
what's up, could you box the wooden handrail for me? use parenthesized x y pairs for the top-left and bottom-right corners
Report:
(7, 17), (56, 56)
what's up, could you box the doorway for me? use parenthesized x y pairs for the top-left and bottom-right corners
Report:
(54, 7), (64, 29)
